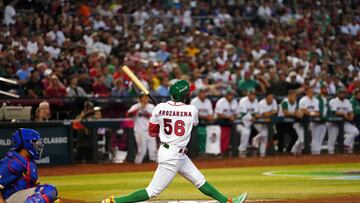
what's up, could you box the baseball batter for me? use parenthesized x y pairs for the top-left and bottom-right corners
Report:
(0, 128), (59, 203)
(237, 90), (259, 157)
(328, 88), (359, 154)
(127, 93), (157, 164)
(102, 80), (247, 203)
(254, 92), (278, 157)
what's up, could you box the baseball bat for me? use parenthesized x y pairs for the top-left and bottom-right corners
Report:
(121, 65), (157, 105)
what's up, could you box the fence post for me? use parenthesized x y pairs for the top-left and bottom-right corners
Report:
(338, 121), (345, 153)
(90, 128), (99, 163)
(303, 120), (311, 154)
(266, 121), (276, 155)
(188, 126), (199, 158)
(231, 123), (239, 157)
(125, 128), (136, 162)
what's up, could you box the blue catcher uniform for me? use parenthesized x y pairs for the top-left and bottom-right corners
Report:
(0, 128), (58, 203)
(0, 150), (39, 199)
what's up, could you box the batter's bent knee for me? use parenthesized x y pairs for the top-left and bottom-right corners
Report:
(194, 175), (206, 188)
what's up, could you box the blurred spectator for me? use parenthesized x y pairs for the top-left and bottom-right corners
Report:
(42, 69), (53, 90)
(267, 70), (288, 96)
(111, 78), (129, 97)
(78, 71), (93, 95)
(26, 69), (43, 98)
(157, 77), (170, 96)
(77, 101), (102, 120)
(36, 101), (51, 121)
(93, 75), (110, 97)
(156, 41), (170, 63)
(3, 1), (17, 26)
(237, 71), (261, 95)
(16, 60), (32, 85)
(76, 101), (102, 162)
(102, 66), (113, 89)
(66, 75), (87, 97)
(286, 71), (304, 94)
(44, 75), (66, 97)
(0, 0), (357, 101)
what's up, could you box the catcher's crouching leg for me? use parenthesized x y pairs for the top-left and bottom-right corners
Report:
(25, 184), (59, 203)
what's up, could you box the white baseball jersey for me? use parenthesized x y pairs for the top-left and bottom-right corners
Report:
(239, 96), (258, 115)
(238, 96), (258, 126)
(299, 96), (319, 112)
(278, 98), (297, 116)
(258, 98), (278, 114)
(329, 97), (353, 114)
(128, 103), (155, 132)
(215, 97), (238, 117)
(190, 97), (213, 117)
(149, 101), (198, 148)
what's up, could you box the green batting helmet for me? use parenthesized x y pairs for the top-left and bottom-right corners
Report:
(169, 80), (191, 102)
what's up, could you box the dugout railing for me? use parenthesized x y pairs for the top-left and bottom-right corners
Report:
(189, 116), (346, 158)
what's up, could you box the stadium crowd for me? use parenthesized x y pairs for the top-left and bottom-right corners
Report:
(0, 0), (359, 98)
(0, 0), (360, 158)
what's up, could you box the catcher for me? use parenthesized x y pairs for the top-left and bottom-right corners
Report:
(0, 128), (59, 203)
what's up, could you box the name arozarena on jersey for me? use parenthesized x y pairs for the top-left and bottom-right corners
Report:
(157, 110), (193, 117)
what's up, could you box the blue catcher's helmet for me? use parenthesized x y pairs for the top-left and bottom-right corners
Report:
(11, 128), (44, 160)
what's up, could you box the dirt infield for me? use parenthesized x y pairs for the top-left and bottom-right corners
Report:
(39, 154), (359, 176)
(44, 154), (360, 203)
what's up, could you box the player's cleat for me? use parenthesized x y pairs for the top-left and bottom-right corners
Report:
(101, 196), (116, 203)
(232, 192), (247, 203)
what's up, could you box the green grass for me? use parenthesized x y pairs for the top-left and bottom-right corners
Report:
(41, 163), (360, 202)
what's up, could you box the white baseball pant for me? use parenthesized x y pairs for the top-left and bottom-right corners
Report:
(237, 124), (251, 153)
(310, 123), (327, 154)
(252, 124), (268, 157)
(134, 131), (157, 164)
(328, 122), (359, 153)
(291, 123), (305, 154)
(6, 188), (36, 203)
(145, 144), (206, 198)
